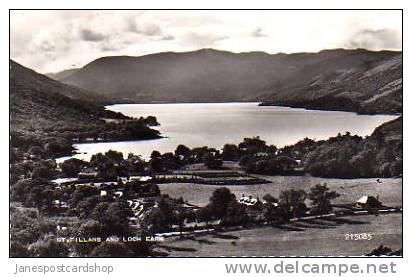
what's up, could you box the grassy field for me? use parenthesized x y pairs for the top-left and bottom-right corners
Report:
(156, 213), (402, 257)
(156, 175), (402, 257)
(158, 176), (402, 207)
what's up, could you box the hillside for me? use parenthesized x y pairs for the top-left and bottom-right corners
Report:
(280, 116), (402, 178)
(261, 52), (402, 114)
(10, 60), (161, 159)
(51, 48), (402, 114)
(46, 68), (80, 81)
(10, 61), (108, 103)
(305, 116), (402, 178)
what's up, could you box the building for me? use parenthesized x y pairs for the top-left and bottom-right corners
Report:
(238, 195), (262, 207)
(78, 172), (98, 180)
(356, 195), (382, 209)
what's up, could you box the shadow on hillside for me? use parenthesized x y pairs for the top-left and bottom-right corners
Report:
(212, 233), (240, 240)
(323, 217), (368, 225)
(157, 245), (197, 252)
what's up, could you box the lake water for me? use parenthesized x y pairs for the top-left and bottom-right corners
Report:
(60, 102), (397, 162)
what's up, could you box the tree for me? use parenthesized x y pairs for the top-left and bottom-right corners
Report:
(122, 154), (145, 175)
(11, 179), (55, 215)
(222, 144), (239, 161)
(208, 187), (236, 219)
(61, 158), (88, 177)
(367, 245), (394, 256)
(390, 159), (402, 177)
(263, 202), (289, 224)
(91, 201), (133, 238)
(10, 207), (42, 246)
(270, 156), (298, 172)
(75, 196), (101, 218)
(28, 146), (43, 157)
(10, 241), (29, 257)
(96, 160), (118, 180)
(89, 152), (118, 179)
(44, 139), (72, 157)
(263, 193), (278, 204)
(238, 136), (267, 154)
(150, 151), (161, 159)
(27, 185), (56, 216)
(68, 186), (100, 208)
(89, 242), (132, 257)
(11, 179), (32, 202)
(175, 144), (191, 158)
(28, 238), (69, 257)
(222, 199), (250, 226)
(142, 197), (177, 233)
(31, 165), (55, 180)
(279, 189), (307, 218)
(105, 150), (124, 165)
(308, 184), (339, 215)
(196, 206), (214, 226)
(175, 206), (189, 237)
(74, 220), (104, 256)
(203, 154), (223, 169)
(90, 152), (109, 168)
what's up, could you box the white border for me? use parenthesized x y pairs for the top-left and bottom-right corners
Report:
(2, 1), (409, 276)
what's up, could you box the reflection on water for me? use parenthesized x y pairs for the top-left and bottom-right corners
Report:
(58, 102), (397, 162)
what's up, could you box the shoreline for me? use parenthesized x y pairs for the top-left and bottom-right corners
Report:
(258, 102), (402, 116)
(103, 101), (401, 117)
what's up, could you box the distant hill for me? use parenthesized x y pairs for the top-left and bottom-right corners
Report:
(46, 68), (80, 81)
(10, 60), (108, 103)
(260, 52), (402, 114)
(10, 60), (160, 158)
(53, 48), (402, 114)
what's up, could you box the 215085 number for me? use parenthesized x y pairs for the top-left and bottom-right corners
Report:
(345, 233), (373, 240)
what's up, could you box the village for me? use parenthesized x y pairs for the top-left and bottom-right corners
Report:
(44, 159), (401, 239)
(10, 133), (403, 257)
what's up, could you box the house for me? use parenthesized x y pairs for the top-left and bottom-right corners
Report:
(238, 195), (262, 207)
(78, 172), (98, 180)
(121, 176), (153, 184)
(356, 195), (382, 209)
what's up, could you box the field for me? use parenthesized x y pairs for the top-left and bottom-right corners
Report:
(156, 175), (402, 256)
(156, 213), (402, 257)
(158, 175), (402, 207)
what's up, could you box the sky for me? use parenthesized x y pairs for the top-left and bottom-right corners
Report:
(10, 10), (402, 73)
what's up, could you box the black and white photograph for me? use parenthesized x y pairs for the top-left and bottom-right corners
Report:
(9, 9), (402, 258)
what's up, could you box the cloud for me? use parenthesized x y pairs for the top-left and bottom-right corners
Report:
(10, 10), (402, 73)
(138, 24), (162, 36)
(99, 44), (120, 52)
(127, 17), (163, 36)
(181, 32), (228, 47)
(161, 34), (175, 41)
(252, 27), (267, 38)
(346, 28), (401, 50)
(80, 29), (106, 42)
(166, 14), (224, 27)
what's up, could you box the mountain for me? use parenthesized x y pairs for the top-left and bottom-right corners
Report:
(53, 48), (402, 114)
(46, 68), (80, 81)
(10, 61), (109, 103)
(10, 60), (160, 158)
(260, 51), (402, 114)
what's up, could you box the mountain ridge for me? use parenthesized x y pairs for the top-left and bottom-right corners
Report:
(10, 60), (161, 158)
(48, 48), (402, 114)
